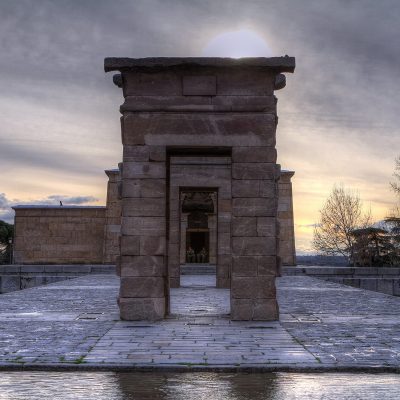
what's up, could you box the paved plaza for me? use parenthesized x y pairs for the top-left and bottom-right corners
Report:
(1, 273), (400, 370)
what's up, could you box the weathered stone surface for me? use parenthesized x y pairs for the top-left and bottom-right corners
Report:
(123, 145), (166, 162)
(123, 162), (165, 179)
(218, 233), (231, 255)
(231, 298), (278, 321)
(120, 235), (140, 255)
(139, 236), (165, 255)
(123, 179), (166, 198)
(183, 75), (216, 96)
(232, 147), (277, 163)
(12, 207), (106, 265)
(120, 256), (165, 277)
(119, 297), (165, 320)
(122, 198), (165, 216)
(212, 96), (276, 112)
(232, 198), (276, 217)
(232, 163), (276, 180)
(258, 256), (278, 276)
(120, 277), (165, 297)
(232, 237), (277, 256)
(231, 276), (276, 299)
(232, 256), (258, 277)
(232, 217), (257, 236)
(121, 113), (276, 147)
(121, 217), (165, 236)
(257, 217), (276, 237)
(122, 71), (182, 96)
(232, 180), (276, 199)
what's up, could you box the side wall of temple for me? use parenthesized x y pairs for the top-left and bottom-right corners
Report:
(12, 206), (106, 264)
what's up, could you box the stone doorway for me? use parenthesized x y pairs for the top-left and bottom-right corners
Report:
(186, 231), (209, 263)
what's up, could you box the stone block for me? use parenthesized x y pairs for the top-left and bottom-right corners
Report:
(393, 280), (400, 296)
(257, 217), (276, 236)
(123, 179), (166, 198)
(258, 256), (278, 276)
(232, 256), (258, 277)
(232, 147), (277, 163)
(253, 299), (279, 320)
(123, 71), (182, 96)
(232, 198), (276, 217)
(140, 236), (165, 255)
(122, 198), (165, 216)
(123, 145), (166, 162)
(232, 217), (257, 236)
(217, 233), (231, 255)
(119, 297), (165, 320)
(232, 180), (260, 197)
(169, 277), (180, 288)
(123, 162), (165, 179)
(217, 277), (230, 289)
(121, 114), (145, 145)
(232, 237), (277, 256)
(134, 113), (276, 147)
(183, 75), (216, 96)
(212, 96), (276, 112)
(232, 163), (276, 180)
(231, 298), (278, 321)
(120, 277), (165, 297)
(121, 217), (165, 236)
(231, 276), (276, 298)
(120, 236), (140, 255)
(120, 256), (165, 277)
(216, 69), (275, 96)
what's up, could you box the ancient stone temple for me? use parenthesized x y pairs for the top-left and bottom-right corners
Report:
(105, 56), (295, 321)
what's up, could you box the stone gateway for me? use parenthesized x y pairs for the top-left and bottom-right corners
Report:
(105, 57), (295, 321)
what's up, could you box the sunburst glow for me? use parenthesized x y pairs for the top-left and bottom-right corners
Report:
(202, 29), (273, 58)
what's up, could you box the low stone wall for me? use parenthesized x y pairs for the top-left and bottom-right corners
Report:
(0, 264), (115, 293)
(13, 206), (106, 264)
(283, 266), (400, 296)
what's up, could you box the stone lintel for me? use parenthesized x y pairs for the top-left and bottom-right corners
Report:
(104, 57), (295, 73)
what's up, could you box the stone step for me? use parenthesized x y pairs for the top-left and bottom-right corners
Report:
(180, 264), (216, 275)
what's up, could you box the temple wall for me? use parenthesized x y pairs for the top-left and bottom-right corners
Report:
(103, 169), (122, 263)
(13, 207), (106, 264)
(278, 171), (296, 266)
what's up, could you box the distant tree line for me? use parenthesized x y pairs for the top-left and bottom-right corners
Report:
(0, 220), (13, 264)
(313, 156), (400, 267)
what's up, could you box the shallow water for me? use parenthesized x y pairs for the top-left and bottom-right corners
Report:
(0, 372), (399, 399)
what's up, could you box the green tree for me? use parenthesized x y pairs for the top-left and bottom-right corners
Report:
(313, 185), (371, 263)
(0, 220), (14, 264)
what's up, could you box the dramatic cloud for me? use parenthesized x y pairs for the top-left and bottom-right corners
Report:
(0, 0), (398, 252)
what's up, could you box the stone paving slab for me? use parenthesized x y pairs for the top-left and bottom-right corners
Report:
(1, 273), (400, 370)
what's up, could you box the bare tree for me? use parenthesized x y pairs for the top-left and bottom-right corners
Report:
(313, 185), (371, 262)
(391, 156), (400, 196)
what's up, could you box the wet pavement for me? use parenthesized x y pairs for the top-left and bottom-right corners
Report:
(1, 274), (400, 369)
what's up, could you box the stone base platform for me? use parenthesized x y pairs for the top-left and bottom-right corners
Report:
(1, 273), (400, 371)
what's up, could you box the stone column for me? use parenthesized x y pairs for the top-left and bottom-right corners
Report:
(103, 169), (121, 264)
(278, 171), (296, 266)
(231, 147), (280, 320)
(118, 143), (167, 320)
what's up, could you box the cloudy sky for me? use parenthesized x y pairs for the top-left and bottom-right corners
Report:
(0, 0), (399, 252)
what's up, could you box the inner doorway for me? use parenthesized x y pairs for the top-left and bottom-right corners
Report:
(186, 231), (209, 263)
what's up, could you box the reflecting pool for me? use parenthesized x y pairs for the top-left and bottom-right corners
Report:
(0, 372), (399, 399)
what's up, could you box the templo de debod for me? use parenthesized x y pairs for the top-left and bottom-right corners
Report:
(12, 57), (296, 321)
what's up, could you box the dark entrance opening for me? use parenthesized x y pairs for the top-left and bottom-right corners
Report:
(186, 231), (209, 263)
